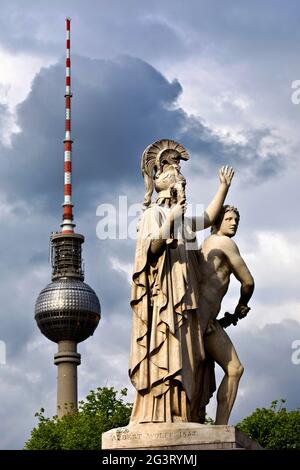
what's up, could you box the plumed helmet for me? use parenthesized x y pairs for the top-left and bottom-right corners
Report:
(141, 139), (189, 208)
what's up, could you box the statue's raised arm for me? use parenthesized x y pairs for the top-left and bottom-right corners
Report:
(192, 165), (234, 232)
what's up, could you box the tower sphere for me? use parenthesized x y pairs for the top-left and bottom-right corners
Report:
(35, 279), (100, 343)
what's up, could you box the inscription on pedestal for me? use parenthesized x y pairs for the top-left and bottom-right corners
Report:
(109, 427), (201, 443)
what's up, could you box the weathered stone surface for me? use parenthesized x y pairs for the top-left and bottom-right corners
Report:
(102, 423), (262, 450)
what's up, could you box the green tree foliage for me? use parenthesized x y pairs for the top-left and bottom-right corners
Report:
(25, 387), (132, 450)
(237, 400), (300, 449)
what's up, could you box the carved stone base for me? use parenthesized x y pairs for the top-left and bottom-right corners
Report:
(102, 423), (262, 450)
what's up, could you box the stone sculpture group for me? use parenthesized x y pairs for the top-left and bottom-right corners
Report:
(129, 139), (254, 426)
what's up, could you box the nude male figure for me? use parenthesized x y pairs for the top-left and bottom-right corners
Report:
(198, 205), (254, 425)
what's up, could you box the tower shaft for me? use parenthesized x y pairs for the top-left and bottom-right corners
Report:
(54, 340), (81, 417)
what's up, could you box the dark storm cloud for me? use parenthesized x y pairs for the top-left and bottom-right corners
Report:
(0, 54), (283, 219)
(0, 0), (186, 62)
(84, 237), (133, 319)
(0, 55), (182, 215)
(0, 5), (47, 54)
(1, 0), (300, 68)
(0, 208), (56, 354)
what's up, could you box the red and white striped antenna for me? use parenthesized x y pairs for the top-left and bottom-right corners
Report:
(61, 17), (75, 233)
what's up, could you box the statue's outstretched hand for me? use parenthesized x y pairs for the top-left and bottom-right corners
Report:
(219, 166), (235, 187)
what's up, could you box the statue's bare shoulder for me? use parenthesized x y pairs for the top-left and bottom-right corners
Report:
(212, 234), (239, 253)
(202, 233), (252, 284)
(202, 233), (239, 258)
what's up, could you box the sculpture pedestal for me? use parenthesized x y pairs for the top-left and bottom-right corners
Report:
(102, 422), (262, 450)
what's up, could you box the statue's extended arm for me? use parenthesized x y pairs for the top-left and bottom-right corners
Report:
(224, 238), (255, 316)
(192, 166), (234, 231)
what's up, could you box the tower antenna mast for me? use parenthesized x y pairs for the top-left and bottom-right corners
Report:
(62, 17), (74, 233)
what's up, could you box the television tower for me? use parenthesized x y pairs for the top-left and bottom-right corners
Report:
(35, 18), (101, 418)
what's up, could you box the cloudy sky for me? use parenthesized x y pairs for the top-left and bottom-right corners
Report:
(0, 0), (300, 449)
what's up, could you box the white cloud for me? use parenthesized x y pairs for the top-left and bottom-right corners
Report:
(0, 46), (56, 145)
(110, 256), (132, 284)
